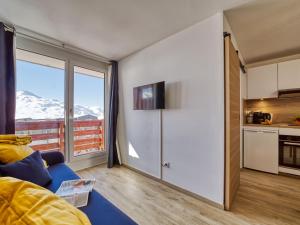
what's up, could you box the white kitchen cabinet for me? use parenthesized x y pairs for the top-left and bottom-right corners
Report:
(247, 64), (278, 99)
(278, 59), (300, 90)
(244, 127), (278, 174)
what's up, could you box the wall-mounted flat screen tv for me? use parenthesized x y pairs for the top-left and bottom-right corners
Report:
(133, 81), (165, 110)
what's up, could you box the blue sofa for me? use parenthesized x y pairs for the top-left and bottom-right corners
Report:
(41, 151), (137, 225)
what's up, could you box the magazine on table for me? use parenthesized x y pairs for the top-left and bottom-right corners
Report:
(55, 178), (96, 208)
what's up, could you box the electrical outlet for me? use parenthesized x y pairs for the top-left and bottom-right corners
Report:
(162, 162), (170, 168)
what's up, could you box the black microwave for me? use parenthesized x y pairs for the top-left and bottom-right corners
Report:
(253, 112), (272, 124)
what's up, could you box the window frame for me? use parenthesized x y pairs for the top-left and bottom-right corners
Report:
(16, 36), (109, 168)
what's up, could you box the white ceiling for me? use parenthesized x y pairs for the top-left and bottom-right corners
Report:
(0, 0), (250, 60)
(225, 0), (300, 64)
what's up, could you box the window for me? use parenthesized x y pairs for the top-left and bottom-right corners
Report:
(15, 49), (66, 154)
(15, 47), (107, 166)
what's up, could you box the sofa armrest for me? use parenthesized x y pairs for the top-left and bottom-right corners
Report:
(41, 151), (65, 166)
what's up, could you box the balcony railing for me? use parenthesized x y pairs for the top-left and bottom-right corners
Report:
(15, 119), (104, 156)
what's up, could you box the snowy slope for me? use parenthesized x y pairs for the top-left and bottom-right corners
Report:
(16, 91), (103, 120)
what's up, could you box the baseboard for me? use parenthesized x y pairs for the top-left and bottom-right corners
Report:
(68, 155), (107, 171)
(123, 164), (224, 210)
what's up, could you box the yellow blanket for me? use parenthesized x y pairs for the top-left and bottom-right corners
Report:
(0, 135), (48, 167)
(0, 177), (91, 225)
(0, 134), (32, 145)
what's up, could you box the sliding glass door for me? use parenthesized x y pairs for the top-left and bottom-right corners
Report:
(69, 62), (105, 161)
(15, 48), (107, 165)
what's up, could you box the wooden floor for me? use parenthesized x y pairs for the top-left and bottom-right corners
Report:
(78, 166), (300, 225)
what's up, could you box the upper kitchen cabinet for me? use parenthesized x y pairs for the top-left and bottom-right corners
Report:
(247, 64), (278, 99)
(278, 59), (300, 90)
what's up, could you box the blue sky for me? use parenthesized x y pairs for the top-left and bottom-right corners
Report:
(16, 60), (104, 109)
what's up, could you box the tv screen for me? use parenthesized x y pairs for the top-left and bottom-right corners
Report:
(133, 81), (165, 110)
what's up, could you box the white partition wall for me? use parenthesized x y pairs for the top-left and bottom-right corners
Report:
(118, 13), (225, 205)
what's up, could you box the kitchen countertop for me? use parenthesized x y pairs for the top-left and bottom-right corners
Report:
(243, 123), (300, 129)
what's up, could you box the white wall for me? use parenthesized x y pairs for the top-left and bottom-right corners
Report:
(118, 13), (225, 205)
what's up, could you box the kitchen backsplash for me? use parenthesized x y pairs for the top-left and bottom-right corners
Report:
(245, 98), (300, 123)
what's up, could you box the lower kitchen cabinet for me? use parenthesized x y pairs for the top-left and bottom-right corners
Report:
(244, 127), (279, 174)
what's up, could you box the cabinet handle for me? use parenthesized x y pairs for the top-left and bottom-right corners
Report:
(261, 131), (278, 134)
(244, 130), (260, 133)
(245, 130), (277, 134)
(284, 142), (300, 146)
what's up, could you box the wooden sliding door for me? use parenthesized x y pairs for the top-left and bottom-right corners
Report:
(224, 35), (240, 210)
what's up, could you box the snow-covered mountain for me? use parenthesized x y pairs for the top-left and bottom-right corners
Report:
(16, 91), (103, 120)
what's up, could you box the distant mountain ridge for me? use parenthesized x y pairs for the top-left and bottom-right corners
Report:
(16, 90), (103, 120)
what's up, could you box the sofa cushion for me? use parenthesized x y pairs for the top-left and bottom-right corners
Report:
(46, 163), (137, 225)
(46, 163), (79, 192)
(80, 190), (137, 225)
(0, 151), (52, 187)
(41, 151), (65, 166)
